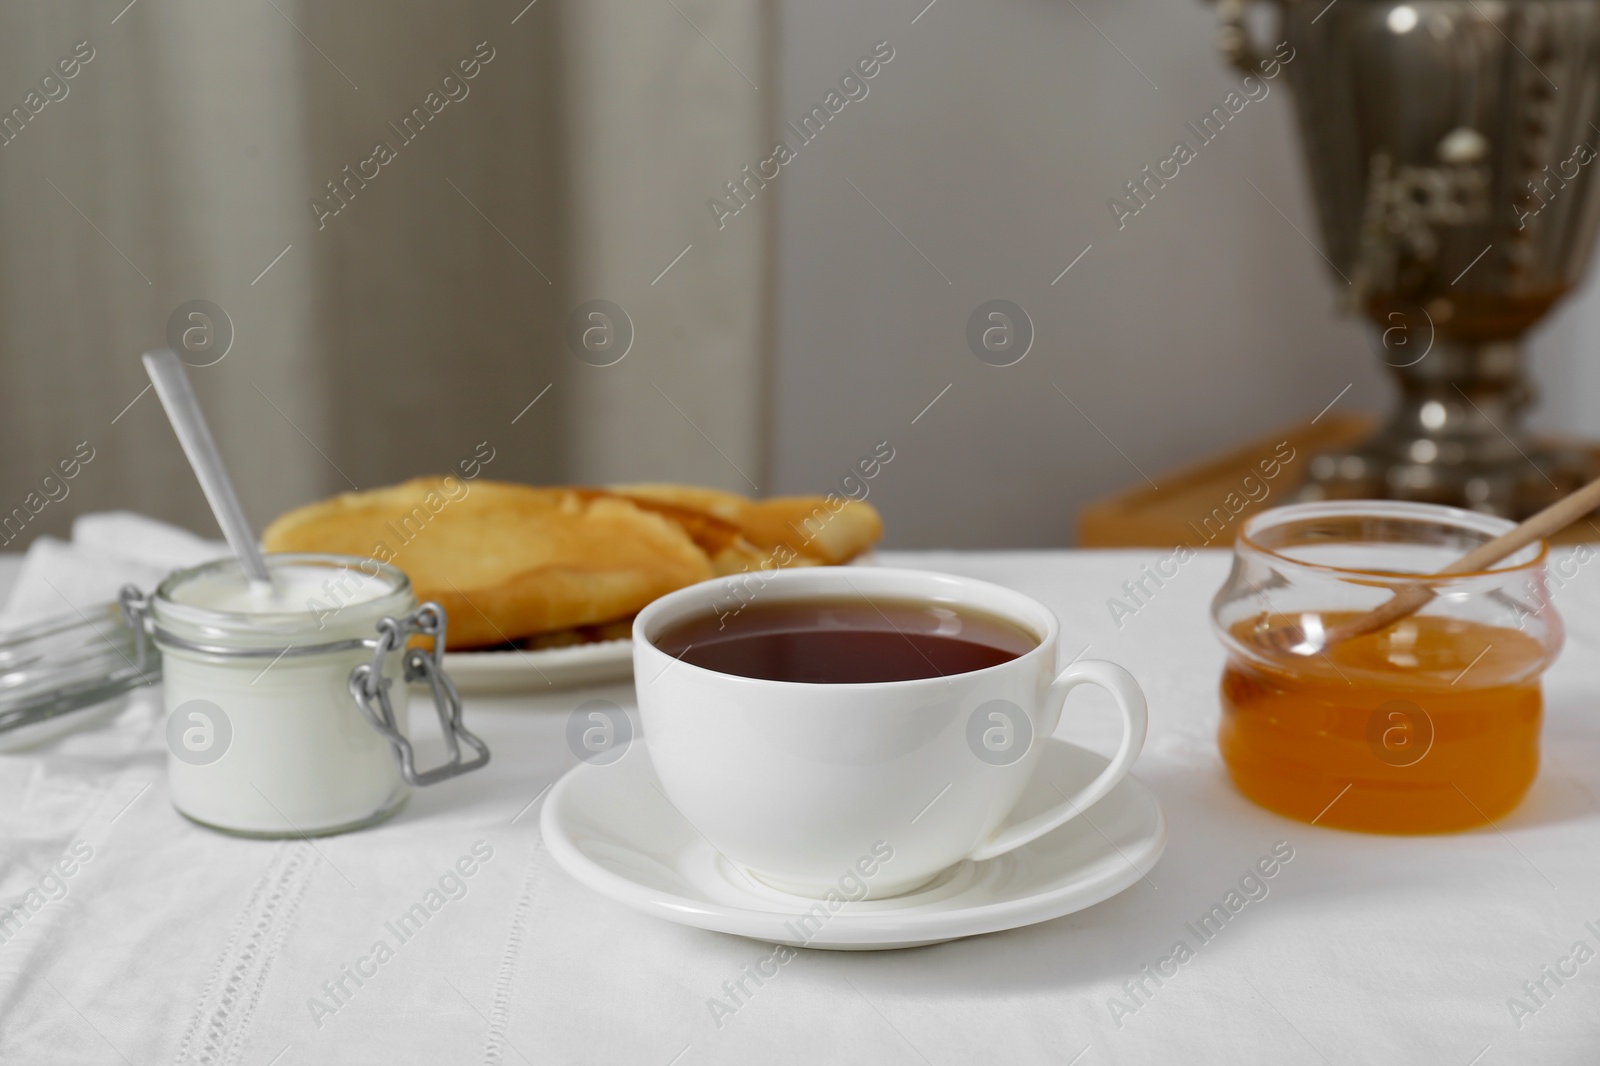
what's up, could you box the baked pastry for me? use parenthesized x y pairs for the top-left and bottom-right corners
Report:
(569, 489), (767, 575)
(261, 479), (714, 649)
(610, 484), (882, 566)
(262, 479), (884, 651)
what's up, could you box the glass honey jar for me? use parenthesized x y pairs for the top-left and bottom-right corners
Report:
(1211, 501), (1561, 833)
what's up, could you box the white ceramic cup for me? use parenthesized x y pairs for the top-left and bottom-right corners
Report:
(633, 567), (1148, 898)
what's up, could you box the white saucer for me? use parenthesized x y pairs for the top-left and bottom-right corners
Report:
(540, 737), (1167, 950)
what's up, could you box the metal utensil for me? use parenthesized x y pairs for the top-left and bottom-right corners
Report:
(142, 349), (273, 590)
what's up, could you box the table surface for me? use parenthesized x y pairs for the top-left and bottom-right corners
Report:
(2, 550), (1597, 1065)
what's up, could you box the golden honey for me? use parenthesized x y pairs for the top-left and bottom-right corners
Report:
(1219, 613), (1544, 833)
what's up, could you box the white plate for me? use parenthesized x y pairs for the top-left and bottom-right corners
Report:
(541, 737), (1167, 950)
(443, 639), (632, 694)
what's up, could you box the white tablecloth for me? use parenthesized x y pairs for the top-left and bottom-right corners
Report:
(2, 549), (1597, 1065)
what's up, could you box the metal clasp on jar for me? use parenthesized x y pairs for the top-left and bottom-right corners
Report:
(127, 583), (489, 789)
(349, 602), (490, 786)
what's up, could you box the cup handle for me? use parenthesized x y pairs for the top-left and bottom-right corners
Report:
(967, 659), (1148, 862)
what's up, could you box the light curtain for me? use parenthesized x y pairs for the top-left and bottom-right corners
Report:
(0, 0), (770, 541)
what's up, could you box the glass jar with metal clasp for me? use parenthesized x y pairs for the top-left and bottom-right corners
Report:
(120, 552), (488, 837)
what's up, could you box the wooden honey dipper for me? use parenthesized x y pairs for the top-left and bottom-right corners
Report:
(1267, 473), (1600, 653)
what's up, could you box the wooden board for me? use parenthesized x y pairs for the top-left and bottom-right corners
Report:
(1076, 413), (1600, 548)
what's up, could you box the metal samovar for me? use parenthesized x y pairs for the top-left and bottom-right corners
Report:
(1213, 0), (1600, 515)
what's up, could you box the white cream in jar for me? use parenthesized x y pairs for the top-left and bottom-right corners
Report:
(151, 554), (416, 836)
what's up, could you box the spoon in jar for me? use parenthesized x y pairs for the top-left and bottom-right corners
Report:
(143, 349), (275, 594)
(1264, 472), (1600, 654)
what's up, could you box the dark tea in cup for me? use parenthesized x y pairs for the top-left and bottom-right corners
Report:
(652, 597), (1039, 684)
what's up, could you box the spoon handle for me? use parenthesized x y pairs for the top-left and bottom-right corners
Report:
(1322, 472), (1600, 646)
(1443, 473), (1600, 575)
(142, 349), (273, 585)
